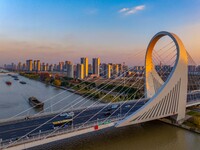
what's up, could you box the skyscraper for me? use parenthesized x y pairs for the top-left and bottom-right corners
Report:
(22, 63), (26, 71)
(33, 60), (37, 71)
(46, 63), (49, 71)
(65, 61), (71, 71)
(92, 58), (100, 76)
(118, 64), (123, 75)
(88, 64), (92, 74)
(76, 64), (84, 79)
(37, 60), (41, 72)
(26, 60), (33, 71)
(49, 64), (53, 72)
(101, 63), (111, 78)
(17, 62), (22, 71)
(107, 64), (111, 79)
(59, 62), (64, 71)
(42, 63), (46, 71)
(113, 64), (119, 76)
(67, 63), (74, 78)
(81, 57), (88, 78)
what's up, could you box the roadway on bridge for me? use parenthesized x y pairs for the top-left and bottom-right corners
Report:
(0, 101), (145, 142)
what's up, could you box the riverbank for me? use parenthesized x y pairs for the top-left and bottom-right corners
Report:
(160, 108), (200, 134)
(19, 72), (143, 103)
(19, 73), (108, 103)
(160, 118), (200, 134)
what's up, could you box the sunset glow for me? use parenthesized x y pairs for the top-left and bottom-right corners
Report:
(0, 0), (200, 65)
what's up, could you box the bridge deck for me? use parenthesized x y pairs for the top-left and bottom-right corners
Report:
(0, 93), (200, 150)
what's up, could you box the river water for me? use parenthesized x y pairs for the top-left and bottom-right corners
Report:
(0, 73), (95, 119)
(1, 73), (200, 150)
(32, 121), (200, 150)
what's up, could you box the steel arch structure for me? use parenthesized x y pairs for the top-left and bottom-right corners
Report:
(116, 31), (188, 127)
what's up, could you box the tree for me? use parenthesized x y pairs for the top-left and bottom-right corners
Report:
(45, 77), (51, 84)
(61, 81), (69, 86)
(53, 79), (61, 86)
(193, 116), (200, 126)
(40, 73), (50, 81)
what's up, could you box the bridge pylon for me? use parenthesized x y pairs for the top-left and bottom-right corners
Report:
(116, 31), (188, 127)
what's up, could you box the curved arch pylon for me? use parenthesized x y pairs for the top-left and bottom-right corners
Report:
(116, 31), (188, 127)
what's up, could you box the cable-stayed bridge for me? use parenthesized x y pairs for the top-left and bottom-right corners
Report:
(1, 31), (200, 150)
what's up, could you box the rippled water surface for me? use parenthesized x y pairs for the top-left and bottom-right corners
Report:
(0, 74), (95, 119)
(31, 121), (200, 150)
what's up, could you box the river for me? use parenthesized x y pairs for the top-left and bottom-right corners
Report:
(31, 120), (200, 150)
(0, 73), (95, 119)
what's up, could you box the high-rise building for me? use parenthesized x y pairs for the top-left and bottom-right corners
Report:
(37, 60), (41, 72)
(92, 58), (100, 76)
(22, 63), (26, 71)
(101, 63), (111, 78)
(64, 61), (71, 71)
(118, 64), (123, 75)
(196, 65), (200, 72)
(188, 65), (196, 72)
(33, 60), (37, 71)
(46, 63), (49, 71)
(101, 63), (107, 77)
(41, 63), (46, 71)
(26, 60), (33, 71)
(76, 64), (84, 79)
(88, 64), (92, 74)
(59, 62), (64, 71)
(67, 63), (74, 78)
(81, 57), (88, 78)
(49, 64), (53, 72)
(53, 64), (57, 71)
(17, 62), (22, 71)
(123, 62), (128, 73)
(113, 64), (119, 76)
(107, 64), (111, 79)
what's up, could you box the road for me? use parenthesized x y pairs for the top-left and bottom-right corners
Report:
(0, 100), (146, 141)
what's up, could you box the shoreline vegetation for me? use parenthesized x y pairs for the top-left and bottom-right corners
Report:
(19, 72), (144, 103)
(184, 107), (200, 131)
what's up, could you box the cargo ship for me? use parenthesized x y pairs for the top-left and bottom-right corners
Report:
(28, 97), (44, 108)
(20, 81), (26, 84)
(5, 81), (12, 85)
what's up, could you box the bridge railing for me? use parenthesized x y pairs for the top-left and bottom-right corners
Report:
(0, 116), (122, 149)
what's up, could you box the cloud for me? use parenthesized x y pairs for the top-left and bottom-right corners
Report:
(119, 5), (145, 15)
(119, 8), (129, 13)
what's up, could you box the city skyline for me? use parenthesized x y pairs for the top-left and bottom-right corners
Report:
(0, 0), (200, 66)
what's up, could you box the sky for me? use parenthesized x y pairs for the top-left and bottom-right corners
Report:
(0, 0), (200, 66)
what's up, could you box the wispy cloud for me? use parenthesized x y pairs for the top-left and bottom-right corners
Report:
(119, 8), (129, 13)
(119, 5), (145, 15)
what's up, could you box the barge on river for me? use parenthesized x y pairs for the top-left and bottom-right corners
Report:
(28, 97), (44, 108)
